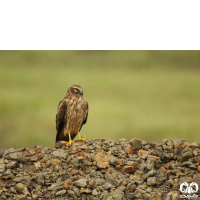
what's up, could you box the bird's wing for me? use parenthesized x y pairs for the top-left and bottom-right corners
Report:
(56, 99), (67, 143)
(79, 101), (88, 131)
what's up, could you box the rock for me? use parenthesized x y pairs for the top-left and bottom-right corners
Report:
(125, 193), (135, 199)
(171, 191), (180, 200)
(6, 161), (18, 169)
(146, 155), (155, 170)
(93, 152), (110, 168)
(118, 183), (126, 191)
(103, 182), (115, 189)
(63, 180), (69, 189)
(15, 183), (28, 194)
(109, 156), (118, 165)
(130, 138), (142, 150)
(105, 173), (120, 186)
(50, 159), (62, 165)
(111, 189), (124, 200)
(0, 179), (5, 187)
(179, 148), (193, 162)
(74, 178), (88, 187)
(147, 177), (157, 185)
(83, 160), (92, 166)
(0, 159), (5, 173)
(142, 169), (157, 180)
(16, 194), (27, 200)
(47, 182), (64, 190)
(56, 190), (66, 196)
(53, 149), (68, 159)
(80, 188), (92, 193)
(35, 174), (45, 185)
(6, 180), (15, 187)
(13, 176), (31, 183)
(6, 152), (25, 162)
(0, 138), (200, 200)
(92, 189), (98, 196)
(138, 149), (148, 159)
(34, 161), (40, 168)
(126, 145), (134, 154)
(122, 166), (134, 173)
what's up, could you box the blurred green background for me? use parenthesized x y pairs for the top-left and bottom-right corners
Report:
(0, 51), (200, 149)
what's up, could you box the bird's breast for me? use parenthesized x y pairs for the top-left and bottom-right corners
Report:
(65, 97), (86, 132)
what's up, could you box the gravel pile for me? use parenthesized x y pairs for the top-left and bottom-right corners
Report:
(0, 138), (200, 200)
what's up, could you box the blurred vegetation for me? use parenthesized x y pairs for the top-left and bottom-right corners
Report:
(0, 51), (200, 149)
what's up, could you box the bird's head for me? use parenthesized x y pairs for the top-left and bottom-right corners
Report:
(68, 85), (83, 96)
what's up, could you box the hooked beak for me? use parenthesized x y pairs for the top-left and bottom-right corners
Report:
(80, 90), (83, 95)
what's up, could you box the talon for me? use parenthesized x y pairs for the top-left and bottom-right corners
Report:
(65, 140), (75, 145)
(78, 132), (86, 141)
(79, 138), (86, 141)
(65, 131), (75, 145)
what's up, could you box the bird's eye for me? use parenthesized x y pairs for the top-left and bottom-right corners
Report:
(74, 88), (79, 92)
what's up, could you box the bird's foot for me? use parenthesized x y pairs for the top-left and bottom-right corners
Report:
(65, 140), (75, 145)
(78, 137), (86, 141)
(78, 132), (86, 142)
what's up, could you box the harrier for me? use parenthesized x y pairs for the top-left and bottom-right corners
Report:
(56, 85), (88, 144)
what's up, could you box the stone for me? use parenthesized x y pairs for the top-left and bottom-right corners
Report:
(83, 160), (92, 166)
(56, 190), (66, 196)
(93, 152), (110, 168)
(122, 166), (134, 173)
(47, 182), (64, 190)
(171, 191), (180, 200)
(0, 159), (5, 173)
(130, 138), (142, 150)
(92, 189), (98, 196)
(103, 182), (115, 189)
(50, 159), (62, 166)
(13, 176), (31, 183)
(118, 183), (126, 191)
(125, 193), (135, 199)
(142, 169), (157, 180)
(16, 194), (27, 200)
(105, 173), (120, 186)
(80, 188), (92, 193)
(116, 165), (121, 169)
(0, 179), (5, 187)
(127, 161), (135, 165)
(34, 161), (40, 169)
(147, 177), (157, 185)
(63, 180), (69, 189)
(15, 183), (28, 194)
(6, 152), (25, 162)
(74, 178), (88, 187)
(85, 147), (91, 153)
(179, 149), (193, 162)
(146, 155), (155, 170)
(109, 156), (118, 165)
(1, 138), (200, 200)
(111, 189), (124, 200)
(6, 180), (15, 187)
(53, 149), (68, 159)
(126, 145), (134, 154)
(6, 161), (18, 169)
(138, 149), (148, 159)
(35, 174), (45, 185)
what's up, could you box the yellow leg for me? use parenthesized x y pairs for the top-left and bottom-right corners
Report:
(65, 132), (75, 145)
(78, 132), (86, 141)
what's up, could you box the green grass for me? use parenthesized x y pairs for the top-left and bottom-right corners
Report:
(0, 51), (200, 149)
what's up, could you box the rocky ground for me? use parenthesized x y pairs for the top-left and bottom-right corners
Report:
(0, 138), (200, 200)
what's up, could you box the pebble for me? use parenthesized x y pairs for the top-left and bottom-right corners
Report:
(0, 138), (199, 199)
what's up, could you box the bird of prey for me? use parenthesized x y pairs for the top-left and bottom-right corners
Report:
(55, 85), (88, 144)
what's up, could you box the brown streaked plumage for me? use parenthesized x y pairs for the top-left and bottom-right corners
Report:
(56, 85), (88, 144)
